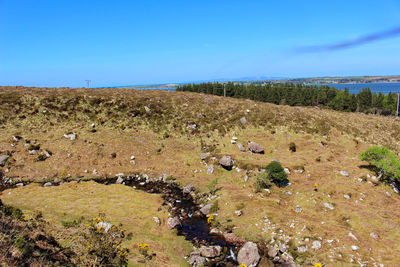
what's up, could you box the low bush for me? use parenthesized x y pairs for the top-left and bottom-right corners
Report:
(289, 142), (296, 152)
(265, 161), (289, 187)
(360, 146), (400, 182)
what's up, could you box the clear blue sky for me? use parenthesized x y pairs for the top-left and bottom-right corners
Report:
(1, 0), (400, 87)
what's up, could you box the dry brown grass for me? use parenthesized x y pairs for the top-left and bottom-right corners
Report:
(1, 86), (400, 265)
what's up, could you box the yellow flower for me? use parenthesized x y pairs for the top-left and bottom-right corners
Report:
(207, 214), (214, 224)
(314, 263), (322, 267)
(239, 264), (247, 267)
(314, 183), (318, 187)
(97, 116), (102, 121)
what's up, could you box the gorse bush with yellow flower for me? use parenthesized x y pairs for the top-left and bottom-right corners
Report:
(68, 214), (129, 266)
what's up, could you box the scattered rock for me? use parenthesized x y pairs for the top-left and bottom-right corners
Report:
(187, 124), (197, 130)
(219, 156), (234, 170)
(93, 169), (98, 175)
(294, 206), (302, 213)
(344, 194), (351, 199)
(279, 243), (287, 253)
(284, 168), (291, 174)
(0, 155), (10, 167)
(323, 202), (335, 210)
(183, 184), (195, 194)
(243, 175), (249, 182)
(248, 142), (264, 154)
(144, 106), (151, 113)
(237, 242), (260, 267)
(234, 210), (242, 216)
(351, 245), (360, 251)
(188, 254), (206, 267)
(96, 221), (113, 232)
(200, 152), (210, 160)
(240, 117), (247, 124)
(200, 203), (213, 215)
(43, 182), (53, 187)
(297, 246), (307, 253)
(15, 183), (24, 187)
(84, 169), (89, 173)
(12, 136), (22, 142)
(116, 177), (124, 184)
(167, 216), (181, 229)
(267, 247), (278, 258)
(153, 216), (161, 226)
(338, 170), (349, 177)
(370, 232), (379, 239)
(199, 246), (221, 258)
(311, 240), (321, 250)
(29, 149), (38, 155)
(348, 232), (358, 241)
(237, 143), (246, 152)
(44, 150), (52, 158)
(197, 113), (205, 118)
(207, 165), (214, 175)
(391, 182), (400, 194)
(63, 132), (77, 141)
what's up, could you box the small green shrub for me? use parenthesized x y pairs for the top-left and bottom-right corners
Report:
(265, 161), (289, 186)
(256, 171), (273, 191)
(289, 142), (296, 152)
(360, 146), (400, 182)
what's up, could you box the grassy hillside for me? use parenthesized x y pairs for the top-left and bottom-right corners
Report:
(1, 86), (400, 266)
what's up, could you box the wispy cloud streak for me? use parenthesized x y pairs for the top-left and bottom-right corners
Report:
(296, 26), (400, 53)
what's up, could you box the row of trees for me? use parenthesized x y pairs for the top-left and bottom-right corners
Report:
(176, 82), (398, 115)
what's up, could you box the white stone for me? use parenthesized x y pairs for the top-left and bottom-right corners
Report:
(312, 240), (321, 250)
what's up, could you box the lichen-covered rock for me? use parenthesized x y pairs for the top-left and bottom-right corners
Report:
(167, 216), (181, 229)
(200, 203), (213, 215)
(248, 142), (264, 154)
(199, 245), (221, 258)
(219, 156), (234, 169)
(237, 242), (260, 267)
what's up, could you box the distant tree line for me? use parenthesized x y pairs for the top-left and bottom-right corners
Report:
(176, 82), (398, 115)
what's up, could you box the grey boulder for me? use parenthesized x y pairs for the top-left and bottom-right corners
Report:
(237, 242), (260, 267)
(219, 156), (234, 169)
(199, 245), (221, 258)
(248, 142), (264, 154)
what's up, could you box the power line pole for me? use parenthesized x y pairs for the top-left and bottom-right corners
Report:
(85, 80), (91, 88)
(397, 92), (400, 117)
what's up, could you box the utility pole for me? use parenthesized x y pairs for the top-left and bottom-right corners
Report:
(397, 92), (400, 117)
(85, 80), (91, 88)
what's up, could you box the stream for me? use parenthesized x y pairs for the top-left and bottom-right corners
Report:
(1, 174), (241, 266)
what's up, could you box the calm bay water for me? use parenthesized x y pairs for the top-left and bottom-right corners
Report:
(321, 83), (400, 94)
